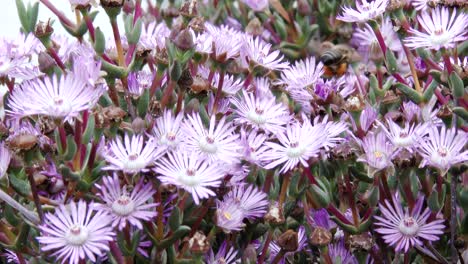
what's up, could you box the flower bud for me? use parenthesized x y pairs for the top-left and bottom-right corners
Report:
(173, 29), (195, 51)
(38, 51), (56, 74)
(177, 69), (194, 89)
(131, 117), (146, 134)
(277, 229), (299, 252)
(245, 18), (263, 37)
(309, 227), (332, 246)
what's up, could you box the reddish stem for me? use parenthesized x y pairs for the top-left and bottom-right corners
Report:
(39, 0), (75, 28)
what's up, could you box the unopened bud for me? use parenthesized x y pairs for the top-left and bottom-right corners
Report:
(190, 76), (210, 94)
(131, 117), (146, 134)
(122, 0), (135, 14)
(297, 0), (312, 15)
(173, 29), (194, 51)
(245, 18), (263, 36)
(38, 52), (56, 73)
(309, 227), (332, 246)
(277, 230), (298, 252)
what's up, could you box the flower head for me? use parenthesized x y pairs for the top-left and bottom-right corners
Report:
(380, 118), (427, 152)
(277, 56), (323, 92)
(103, 134), (162, 173)
(239, 128), (270, 165)
(405, 7), (468, 50)
(241, 0), (269, 12)
(241, 36), (289, 71)
(182, 113), (241, 165)
(263, 118), (327, 174)
(231, 91), (290, 134)
(337, 0), (388, 23)
(269, 226), (309, 264)
(225, 184), (269, 220)
(357, 132), (397, 175)
(37, 200), (115, 264)
(205, 241), (240, 264)
(374, 196), (445, 252)
(152, 110), (184, 152)
(96, 174), (158, 230)
(155, 151), (225, 204)
(352, 17), (401, 61)
(417, 125), (467, 173)
(7, 74), (103, 122)
(328, 239), (358, 264)
(216, 199), (246, 232)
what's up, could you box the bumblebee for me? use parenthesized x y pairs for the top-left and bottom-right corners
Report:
(319, 42), (359, 78)
(320, 48), (349, 78)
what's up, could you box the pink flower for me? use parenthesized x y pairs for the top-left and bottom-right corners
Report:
(405, 7), (468, 50)
(37, 201), (115, 264)
(375, 196), (445, 252)
(96, 174), (158, 230)
(337, 0), (388, 23)
(241, 0), (269, 12)
(155, 151), (225, 205)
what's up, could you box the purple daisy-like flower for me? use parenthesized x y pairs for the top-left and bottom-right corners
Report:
(205, 24), (243, 62)
(139, 21), (170, 51)
(96, 174), (158, 230)
(379, 118), (427, 152)
(241, 0), (269, 12)
(103, 134), (162, 173)
(205, 241), (241, 264)
(328, 239), (358, 264)
(269, 226), (309, 264)
(374, 196), (445, 253)
(0, 142), (11, 180)
(239, 128), (270, 165)
(308, 208), (336, 230)
(337, 0), (388, 23)
(225, 184), (269, 220)
(357, 132), (397, 175)
(152, 110), (184, 152)
(216, 199), (246, 232)
(352, 17), (402, 61)
(182, 113), (241, 165)
(241, 36), (289, 71)
(411, 0), (432, 11)
(7, 74), (103, 122)
(155, 151), (225, 204)
(231, 91), (290, 134)
(37, 200), (115, 264)
(263, 117), (327, 174)
(1, 249), (25, 264)
(252, 77), (274, 99)
(405, 7), (468, 50)
(127, 70), (154, 97)
(417, 125), (467, 173)
(277, 56), (323, 91)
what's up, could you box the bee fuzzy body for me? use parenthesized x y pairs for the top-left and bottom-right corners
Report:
(320, 49), (349, 78)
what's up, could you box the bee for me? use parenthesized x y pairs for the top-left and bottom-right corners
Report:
(319, 42), (359, 78)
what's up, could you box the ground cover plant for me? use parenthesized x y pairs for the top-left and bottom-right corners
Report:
(0, 0), (467, 263)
